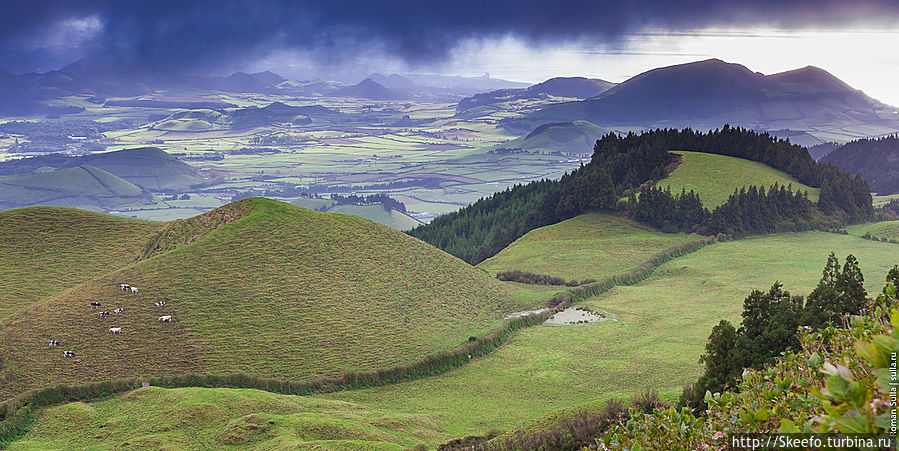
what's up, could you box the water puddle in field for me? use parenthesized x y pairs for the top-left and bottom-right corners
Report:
(504, 308), (550, 319)
(545, 306), (616, 325)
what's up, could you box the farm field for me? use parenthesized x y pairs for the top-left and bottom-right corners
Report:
(660, 151), (820, 207)
(0, 198), (529, 399)
(478, 212), (699, 281)
(326, 228), (898, 442)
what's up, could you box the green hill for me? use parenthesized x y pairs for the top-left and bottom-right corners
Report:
(0, 165), (151, 212)
(327, 204), (422, 231)
(0, 207), (163, 322)
(494, 120), (608, 155)
(478, 212), (698, 281)
(660, 151), (820, 208)
(79, 147), (205, 191)
(0, 198), (523, 400)
(9, 387), (439, 450)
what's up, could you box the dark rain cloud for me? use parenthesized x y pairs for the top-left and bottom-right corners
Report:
(1, 0), (898, 74)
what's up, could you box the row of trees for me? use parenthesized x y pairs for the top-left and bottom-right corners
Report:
(411, 126), (874, 263)
(409, 132), (676, 264)
(822, 134), (899, 195)
(680, 254), (881, 409)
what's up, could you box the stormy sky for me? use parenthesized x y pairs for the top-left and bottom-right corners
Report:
(2, 0), (899, 103)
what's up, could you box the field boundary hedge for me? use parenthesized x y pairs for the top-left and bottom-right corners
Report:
(0, 237), (713, 447)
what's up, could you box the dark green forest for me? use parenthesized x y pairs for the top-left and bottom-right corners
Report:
(821, 135), (899, 195)
(410, 126), (873, 263)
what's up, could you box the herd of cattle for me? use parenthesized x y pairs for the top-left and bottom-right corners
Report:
(52, 283), (172, 358)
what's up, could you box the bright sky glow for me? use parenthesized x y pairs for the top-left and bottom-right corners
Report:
(440, 29), (899, 106)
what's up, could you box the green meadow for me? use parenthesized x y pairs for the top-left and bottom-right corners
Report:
(661, 151), (820, 207)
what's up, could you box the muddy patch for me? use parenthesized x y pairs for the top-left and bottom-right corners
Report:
(545, 306), (615, 325)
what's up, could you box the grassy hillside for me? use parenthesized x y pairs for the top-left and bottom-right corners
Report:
(330, 230), (897, 442)
(80, 147), (205, 191)
(493, 120), (607, 155)
(290, 199), (422, 231)
(0, 207), (163, 322)
(478, 212), (697, 281)
(0, 198), (524, 400)
(327, 204), (422, 231)
(0, 165), (151, 211)
(8, 218), (898, 448)
(9, 387), (439, 450)
(847, 220), (899, 240)
(661, 151), (820, 208)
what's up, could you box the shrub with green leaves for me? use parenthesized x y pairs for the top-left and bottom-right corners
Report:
(602, 275), (898, 450)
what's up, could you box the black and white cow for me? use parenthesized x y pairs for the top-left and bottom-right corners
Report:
(158, 315), (172, 322)
(48, 340), (59, 347)
(129, 286), (139, 294)
(113, 308), (124, 313)
(155, 301), (166, 307)
(99, 311), (110, 317)
(90, 302), (101, 309)
(120, 284), (130, 291)
(62, 351), (75, 357)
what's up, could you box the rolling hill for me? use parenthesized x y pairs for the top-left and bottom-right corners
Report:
(523, 59), (899, 136)
(457, 77), (615, 111)
(0, 198), (523, 400)
(492, 120), (607, 155)
(0, 207), (163, 322)
(0, 165), (152, 212)
(821, 135), (899, 194)
(77, 147), (205, 191)
(335, 79), (406, 100)
(660, 151), (820, 208)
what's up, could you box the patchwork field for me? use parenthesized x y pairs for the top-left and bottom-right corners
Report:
(0, 198), (527, 399)
(660, 151), (820, 207)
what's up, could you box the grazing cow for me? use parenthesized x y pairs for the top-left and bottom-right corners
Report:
(99, 311), (110, 317)
(109, 327), (121, 334)
(158, 315), (172, 322)
(129, 286), (139, 293)
(120, 284), (130, 291)
(90, 302), (101, 309)
(48, 340), (59, 347)
(113, 308), (124, 313)
(155, 301), (166, 307)
(63, 351), (75, 357)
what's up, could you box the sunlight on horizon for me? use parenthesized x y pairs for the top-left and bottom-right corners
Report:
(441, 29), (899, 107)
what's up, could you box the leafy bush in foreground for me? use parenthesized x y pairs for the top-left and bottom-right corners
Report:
(602, 276), (899, 450)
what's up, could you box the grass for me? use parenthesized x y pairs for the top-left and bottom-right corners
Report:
(8, 386), (439, 450)
(0, 198), (527, 400)
(327, 230), (898, 444)
(0, 207), (163, 323)
(847, 220), (899, 240)
(0, 166), (149, 211)
(660, 151), (820, 207)
(478, 212), (698, 281)
(326, 204), (422, 231)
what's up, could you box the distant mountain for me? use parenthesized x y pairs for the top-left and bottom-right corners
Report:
(0, 147), (205, 191)
(229, 102), (347, 128)
(334, 78), (407, 100)
(0, 165), (151, 211)
(458, 77), (615, 111)
(821, 135), (899, 194)
(493, 120), (608, 155)
(523, 59), (899, 134)
(366, 73), (418, 93)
